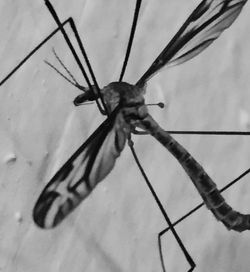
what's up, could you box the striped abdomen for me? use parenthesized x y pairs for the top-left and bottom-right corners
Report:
(140, 114), (250, 232)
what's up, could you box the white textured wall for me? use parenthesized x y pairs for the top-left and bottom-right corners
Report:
(0, 0), (250, 271)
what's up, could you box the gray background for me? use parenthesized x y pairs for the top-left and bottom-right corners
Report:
(0, 0), (250, 271)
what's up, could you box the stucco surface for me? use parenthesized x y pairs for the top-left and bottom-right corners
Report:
(0, 1), (250, 271)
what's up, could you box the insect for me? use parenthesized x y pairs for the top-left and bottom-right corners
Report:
(1, 0), (249, 271)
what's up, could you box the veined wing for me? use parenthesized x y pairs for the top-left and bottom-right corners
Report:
(137, 0), (247, 86)
(33, 108), (127, 228)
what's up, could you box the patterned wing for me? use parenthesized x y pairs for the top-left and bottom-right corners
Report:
(33, 109), (127, 228)
(137, 0), (247, 85)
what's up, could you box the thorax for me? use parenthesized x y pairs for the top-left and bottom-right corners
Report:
(101, 81), (146, 113)
(101, 82), (149, 133)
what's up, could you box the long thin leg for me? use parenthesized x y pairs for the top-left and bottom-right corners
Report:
(0, 18), (71, 86)
(165, 131), (250, 136)
(0, 2), (106, 115)
(135, 130), (250, 136)
(128, 139), (196, 272)
(65, 15), (109, 115)
(158, 232), (167, 272)
(44, 0), (107, 115)
(157, 228), (194, 272)
(158, 168), (250, 270)
(135, 130), (250, 189)
(123, 5), (193, 269)
(119, 0), (142, 82)
(0, 15), (95, 107)
(160, 166), (250, 235)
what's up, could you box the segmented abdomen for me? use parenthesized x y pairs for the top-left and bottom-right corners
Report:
(140, 114), (250, 232)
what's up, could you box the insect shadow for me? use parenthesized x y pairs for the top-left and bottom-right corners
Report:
(1, 0), (250, 271)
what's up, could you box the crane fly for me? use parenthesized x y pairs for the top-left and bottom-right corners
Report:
(1, 0), (249, 271)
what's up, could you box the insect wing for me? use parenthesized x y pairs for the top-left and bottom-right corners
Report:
(137, 0), (247, 85)
(33, 109), (127, 228)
